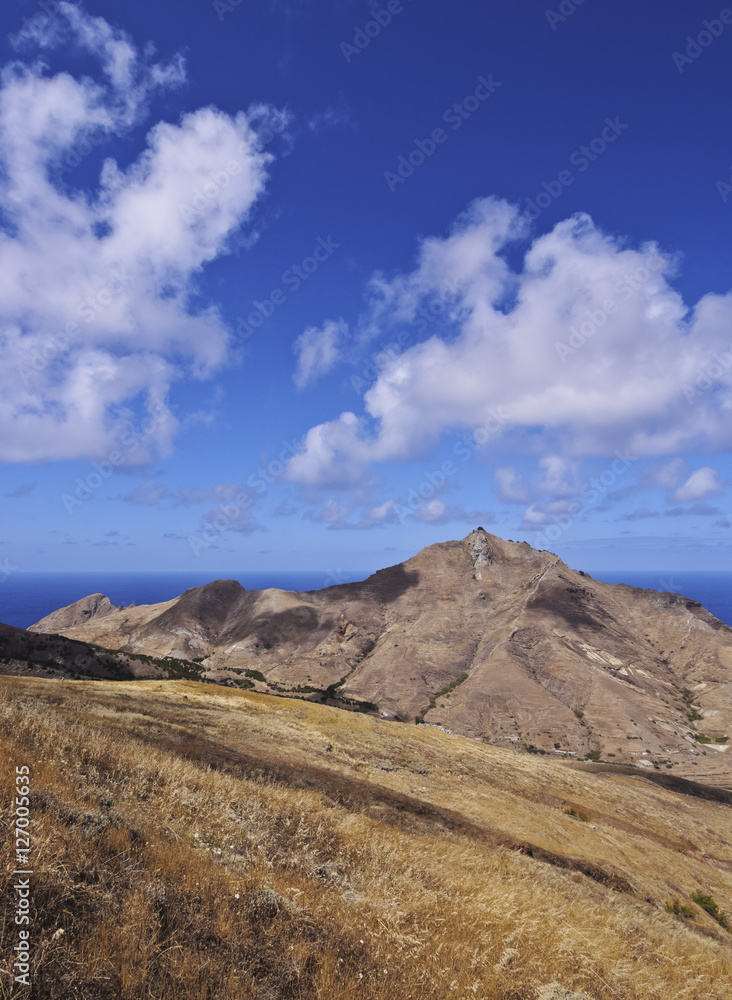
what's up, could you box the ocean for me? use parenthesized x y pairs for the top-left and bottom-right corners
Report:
(1, 569), (730, 631)
(589, 571), (732, 628)
(0, 571), (368, 630)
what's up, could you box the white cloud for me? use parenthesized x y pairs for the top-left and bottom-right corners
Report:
(1, 4), (275, 463)
(493, 467), (529, 504)
(284, 411), (374, 488)
(307, 102), (354, 134)
(292, 319), (346, 389)
(671, 467), (724, 503)
(520, 499), (579, 531)
(284, 197), (732, 488)
(11, 3), (186, 111)
(639, 457), (688, 491)
(411, 500), (495, 526)
(537, 455), (579, 499)
(203, 503), (261, 534)
(305, 498), (352, 523)
(365, 499), (397, 520)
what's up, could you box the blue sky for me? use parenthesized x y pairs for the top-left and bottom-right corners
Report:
(1, 0), (732, 577)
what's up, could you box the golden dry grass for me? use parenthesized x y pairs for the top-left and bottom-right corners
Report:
(1, 676), (731, 999)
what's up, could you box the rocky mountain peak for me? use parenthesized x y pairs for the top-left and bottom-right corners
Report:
(466, 527), (495, 578)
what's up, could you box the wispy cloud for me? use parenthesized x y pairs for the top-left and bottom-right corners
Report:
(293, 319), (347, 389)
(671, 466), (724, 503)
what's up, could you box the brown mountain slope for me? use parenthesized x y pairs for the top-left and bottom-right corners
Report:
(0, 621), (204, 682)
(29, 529), (732, 783)
(3, 675), (732, 999)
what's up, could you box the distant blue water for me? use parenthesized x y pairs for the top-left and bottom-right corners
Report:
(1, 569), (730, 631)
(590, 571), (732, 628)
(0, 571), (369, 630)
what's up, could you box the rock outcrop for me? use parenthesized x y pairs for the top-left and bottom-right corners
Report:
(32, 592), (117, 632)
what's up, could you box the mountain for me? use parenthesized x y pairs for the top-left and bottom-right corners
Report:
(27, 529), (732, 784)
(0, 621), (204, 682)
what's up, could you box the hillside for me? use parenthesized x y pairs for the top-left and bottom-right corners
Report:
(0, 622), (205, 682)
(1, 675), (730, 999)
(28, 529), (732, 785)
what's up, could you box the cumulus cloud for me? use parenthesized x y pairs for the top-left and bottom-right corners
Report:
(520, 499), (580, 531)
(671, 467), (724, 503)
(638, 458), (688, 491)
(202, 503), (261, 534)
(300, 498), (387, 531)
(493, 467), (529, 504)
(304, 498), (352, 523)
(293, 319), (346, 389)
(537, 456), (579, 499)
(411, 501), (495, 526)
(284, 197), (732, 489)
(1, 4), (275, 464)
(284, 411), (373, 489)
(365, 499), (398, 521)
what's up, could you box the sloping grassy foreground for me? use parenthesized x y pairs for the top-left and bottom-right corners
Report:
(1, 677), (731, 999)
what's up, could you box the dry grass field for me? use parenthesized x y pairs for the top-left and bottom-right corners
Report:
(1, 675), (731, 999)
